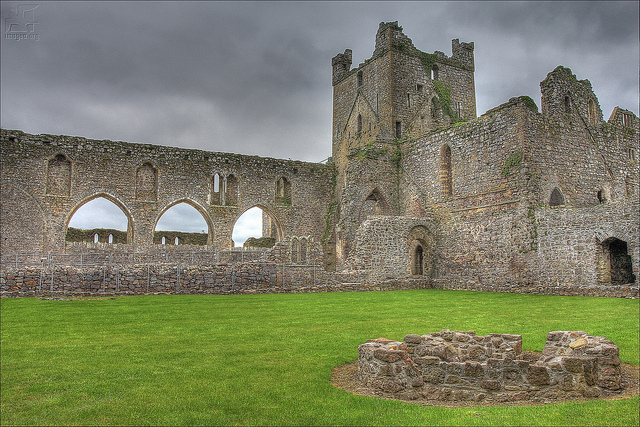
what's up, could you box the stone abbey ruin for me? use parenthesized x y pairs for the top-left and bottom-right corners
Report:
(1, 22), (638, 296)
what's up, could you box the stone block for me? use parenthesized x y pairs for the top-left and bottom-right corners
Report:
(562, 357), (584, 373)
(404, 334), (422, 344)
(527, 365), (550, 385)
(373, 348), (407, 363)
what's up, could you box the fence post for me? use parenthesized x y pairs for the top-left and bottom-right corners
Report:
(231, 266), (236, 291)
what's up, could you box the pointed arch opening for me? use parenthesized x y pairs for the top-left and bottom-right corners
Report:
(358, 188), (392, 224)
(211, 173), (222, 205)
(154, 200), (212, 246)
(408, 225), (435, 278)
(232, 205), (282, 250)
(66, 195), (132, 244)
(549, 187), (565, 207)
(275, 177), (292, 206)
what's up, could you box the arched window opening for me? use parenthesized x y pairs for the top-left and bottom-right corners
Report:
(411, 244), (424, 276)
(357, 70), (363, 87)
(564, 96), (571, 114)
(290, 238), (299, 263)
(66, 196), (130, 245)
(597, 190), (605, 204)
(225, 174), (239, 206)
(600, 238), (636, 285)
(233, 206), (279, 250)
(549, 187), (565, 207)
(588, 99), (597, 125)
(357, 114), (362, 133)
(431, 64), (439, 81)
(407, 93), (411, 108)
(93, 233), (99, 243)
(395, 121), (402, 139)
(154, 202), (209, 246)
(359, 188), (391, 223)
(275, 177), (292, 205)
(212, 173), (221, 205)
(440, 144), (453, 198)
(46, 154), (71, 196)
(299, 238), (308, 263)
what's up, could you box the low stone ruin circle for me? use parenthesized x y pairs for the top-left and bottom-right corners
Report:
(357, 330), (625, 404)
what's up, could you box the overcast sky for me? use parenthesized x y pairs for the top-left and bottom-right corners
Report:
(2, 1), (638, 246)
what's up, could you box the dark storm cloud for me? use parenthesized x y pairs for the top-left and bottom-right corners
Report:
(2, 1), (637, 164)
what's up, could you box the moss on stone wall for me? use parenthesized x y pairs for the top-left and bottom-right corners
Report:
(153, 231), (208, 246)
(66, 227), (127, 244)
(501, 151), (523, 177)
(244, 237), (276, 249)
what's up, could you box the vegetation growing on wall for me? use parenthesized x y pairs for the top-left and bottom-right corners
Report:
(501, 151), (523, 177)
(152, 231), (208, 246)
(66, 227), (127, 244)
(520, 96), (539, 112)
(433, 81), (465, 124)
(349, 140), (389, 161)
(243, 237), (276, 249)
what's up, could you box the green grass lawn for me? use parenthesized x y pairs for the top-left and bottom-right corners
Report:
(1, 290), (638, 426)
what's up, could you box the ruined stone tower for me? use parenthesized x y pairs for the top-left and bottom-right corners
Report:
(330, 21), (476, 266)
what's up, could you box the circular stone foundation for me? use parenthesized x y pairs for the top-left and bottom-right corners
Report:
(331, 352), (639, 407)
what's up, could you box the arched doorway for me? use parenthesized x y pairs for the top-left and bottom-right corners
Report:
(600, 238), (635, 285)
(412, 244), (424, 276)
(407, 225), (435, 278)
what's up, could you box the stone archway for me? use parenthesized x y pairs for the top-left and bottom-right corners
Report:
(66, 193), (134, 244)
(408, 225), (435, 278)
(154, 199), (214, 246)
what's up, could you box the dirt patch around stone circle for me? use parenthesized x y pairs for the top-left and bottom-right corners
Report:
(331, 352), (639, 408)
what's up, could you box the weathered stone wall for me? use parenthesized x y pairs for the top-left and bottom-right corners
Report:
(358, 330), (623, 403)
(1, 129), (334, 255)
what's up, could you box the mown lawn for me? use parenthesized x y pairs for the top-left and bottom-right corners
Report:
(1, 290), (638, 426)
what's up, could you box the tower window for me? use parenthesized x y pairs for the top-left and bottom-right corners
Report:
(564, 96), (571, 114)
(357, 114), (362, 133)
(357, 70), (363, 87)
(416, 84), (423, 93)
(395, 121), (402, 139)
(549, 187), (565, 207)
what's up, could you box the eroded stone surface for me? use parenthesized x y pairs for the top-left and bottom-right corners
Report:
(358, 330), (622, 403)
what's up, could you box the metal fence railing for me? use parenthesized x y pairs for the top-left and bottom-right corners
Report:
(0, 249), (269, 269)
